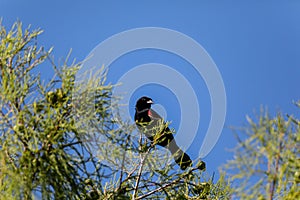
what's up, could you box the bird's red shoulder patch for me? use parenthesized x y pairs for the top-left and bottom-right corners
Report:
(148, 110), (152, 116)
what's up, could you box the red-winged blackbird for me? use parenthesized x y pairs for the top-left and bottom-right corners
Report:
(134, 96), (193, 170)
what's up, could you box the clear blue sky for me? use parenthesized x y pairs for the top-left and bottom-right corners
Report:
(1, 1), (300, 174)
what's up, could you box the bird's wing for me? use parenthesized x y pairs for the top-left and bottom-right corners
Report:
(136, 109), (165, 138)
(148, 108), (163, 120)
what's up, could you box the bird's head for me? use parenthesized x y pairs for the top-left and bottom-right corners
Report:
(135, 96), (154, 111)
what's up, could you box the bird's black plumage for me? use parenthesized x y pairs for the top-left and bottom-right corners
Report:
(134, 96), (193, 170)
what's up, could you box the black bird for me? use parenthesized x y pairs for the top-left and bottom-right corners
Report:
(134, 96), (193, 170)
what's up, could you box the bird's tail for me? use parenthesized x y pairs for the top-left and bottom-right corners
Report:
(173, 150), (193, 170)
(168, 142), (192, 170)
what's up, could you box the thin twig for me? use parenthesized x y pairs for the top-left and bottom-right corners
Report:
(269, 131), (283, 200)
(117, 135), (130, 192)
(132, 132), (146, 199)
(135, 178), (182, 200)
(135, 166), (199, 199)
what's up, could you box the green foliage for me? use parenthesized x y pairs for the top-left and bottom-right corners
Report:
(0, 21), (112, 199)
(223, 107), (300, 199)
(0, 21), (231, 199)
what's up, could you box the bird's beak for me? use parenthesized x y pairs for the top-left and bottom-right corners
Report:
(147, 100), (154, 104)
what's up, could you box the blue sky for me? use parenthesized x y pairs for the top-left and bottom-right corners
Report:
(1, 1), (300, 174)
